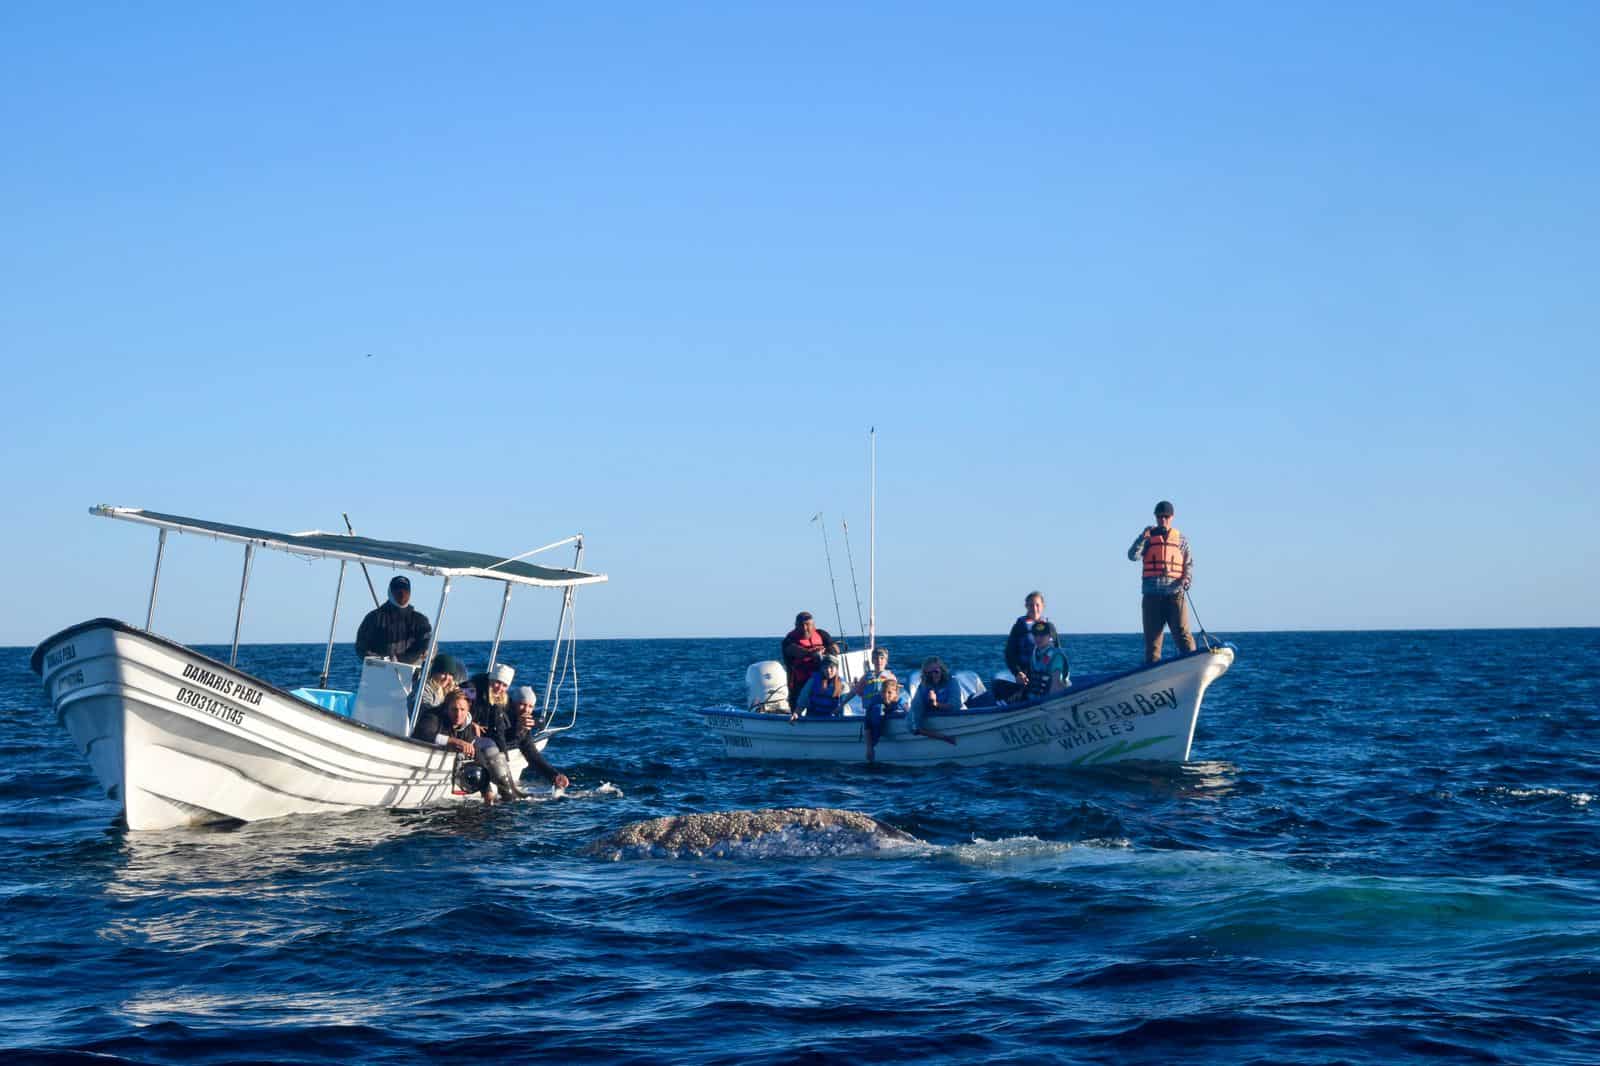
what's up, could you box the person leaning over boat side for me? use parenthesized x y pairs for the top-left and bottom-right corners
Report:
(908, 658), (959, 746)
(997, 591), (1059, 702)
(1127, 500), (1196, 663)
(354, 575), (433, 664)
(780, 611), (834, 706)
(1023, 621), (1071, 699)
(468, 664), (528, 799)
(863, 674), (908, 762)
(412, 689), (521, 804)
(476, 679), (571, 792)
(793, 655), (849, 720)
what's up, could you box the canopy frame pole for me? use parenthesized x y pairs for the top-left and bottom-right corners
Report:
(145, 528), (168, 631)
(409, 577), (452, 731)
(544, 538), (582, 710)
(229, 543), (256, 667)
(485, 535), (582, 571)
(318, 561), (348, 689)
(486, 580), (514, 673)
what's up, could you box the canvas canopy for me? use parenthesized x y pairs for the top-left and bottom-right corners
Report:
(93, 506), (606, 589)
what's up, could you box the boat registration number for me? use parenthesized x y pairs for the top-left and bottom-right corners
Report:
(174, 685), (247, 727)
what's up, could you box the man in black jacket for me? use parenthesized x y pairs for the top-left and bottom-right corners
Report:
(354, 575), (432, 663)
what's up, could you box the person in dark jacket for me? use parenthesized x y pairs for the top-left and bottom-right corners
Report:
(471, 665), (570, 792)
(411, 689), (519, 804)
(483, 684), (571, 791)
(997, 591), (1059, 702)
(354, 575), (433, 663)
(418, 653), (467, 713)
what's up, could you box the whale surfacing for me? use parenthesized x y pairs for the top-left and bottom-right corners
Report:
(587, 807), (917, 860)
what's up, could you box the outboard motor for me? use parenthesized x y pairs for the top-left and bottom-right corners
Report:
(953, 671), (987, 704)
(746, 661), (790, 713)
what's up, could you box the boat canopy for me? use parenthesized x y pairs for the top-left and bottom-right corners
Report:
(92, 506), (608, 589)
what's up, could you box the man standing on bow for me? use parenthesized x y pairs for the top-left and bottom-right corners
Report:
(1127, 500), (1195, 662)
(354, 575), (433, 664)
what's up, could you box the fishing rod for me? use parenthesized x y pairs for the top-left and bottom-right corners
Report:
(811, 511), (848, 645)
(840, 517), (866, 638)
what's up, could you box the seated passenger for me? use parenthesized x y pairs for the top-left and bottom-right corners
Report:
(794, 655), (849, 719)
(412, 689), (520, 804)
(471, 663), (515, 726)
(419, 653), (467, 712)
(908, 657), (960, 746)
(469, 663), (527, 800)
(996, 591), (1059, 702)
(479, 683), (572, 792)
(851, 646), (895, 702)
(1021, 621), (1071, 701)
(780, 611), (834, 707)
(863, 675), (908, 763)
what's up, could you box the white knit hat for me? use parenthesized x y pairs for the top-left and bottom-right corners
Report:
(488, 663), (515, 685)
(511, 685), (537, 707)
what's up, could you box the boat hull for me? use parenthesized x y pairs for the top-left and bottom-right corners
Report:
(703, 645), (1234, 767)
(35, 619), (531, 831)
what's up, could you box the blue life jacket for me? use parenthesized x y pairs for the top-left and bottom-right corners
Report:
(806, 678), (845, 717)
(1012, 615), (1056, 666)
(1027, 646), (1068, 696)
(860, 669), (894, 701)
(865, 690), (905, 716)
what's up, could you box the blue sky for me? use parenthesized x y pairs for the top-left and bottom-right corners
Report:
(2, 2), (1596, 645)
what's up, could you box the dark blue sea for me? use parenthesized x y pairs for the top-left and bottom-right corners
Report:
(1, 629), (1597, 1064)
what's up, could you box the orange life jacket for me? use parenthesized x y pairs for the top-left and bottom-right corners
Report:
(1142, 527), (1186, 581)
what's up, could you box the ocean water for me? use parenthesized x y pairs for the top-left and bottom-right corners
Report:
(1, 628), (1597, 1064)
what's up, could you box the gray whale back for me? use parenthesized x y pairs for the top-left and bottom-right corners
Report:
(587, 807), (918, 860)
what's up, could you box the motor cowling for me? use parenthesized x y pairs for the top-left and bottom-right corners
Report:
(746, 661), (790, 713)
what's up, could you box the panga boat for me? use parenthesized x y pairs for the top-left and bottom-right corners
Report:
(32, 507), (606, 831)
(704, 645), (1234, 767)
(700, 428), (1234, 767)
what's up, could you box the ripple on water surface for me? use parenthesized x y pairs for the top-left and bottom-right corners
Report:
(1, 630), (1597, 1063)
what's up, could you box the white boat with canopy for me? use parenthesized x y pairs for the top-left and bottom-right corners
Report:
(701, 429), (1235, 766)
(32, 506), (606, 831)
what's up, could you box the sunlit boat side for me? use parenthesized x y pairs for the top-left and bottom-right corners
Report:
(702, 645), (1233, 767)
(32, 506), (606, 831)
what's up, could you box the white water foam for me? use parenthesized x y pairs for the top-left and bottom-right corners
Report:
(1496, 786), (1593, 807)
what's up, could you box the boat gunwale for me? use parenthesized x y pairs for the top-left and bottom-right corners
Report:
(33, 616), (445, 751)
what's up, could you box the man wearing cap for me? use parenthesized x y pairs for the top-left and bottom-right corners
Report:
(780, 611), (834, 707)
(354, 575), (433, 663)
(1127, 500), (1195, 662)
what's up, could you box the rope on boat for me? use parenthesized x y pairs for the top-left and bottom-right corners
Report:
(1187, 589), (1218, 651)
